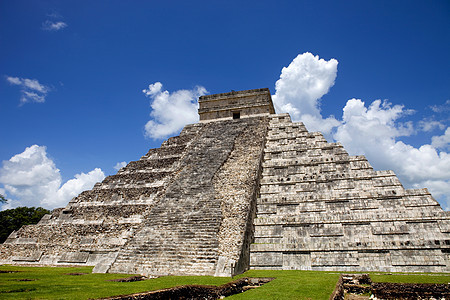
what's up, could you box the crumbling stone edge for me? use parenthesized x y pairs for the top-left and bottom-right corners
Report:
(329, 274), (344, 300)
(329, 273), (450, 300)
(96, 277), (274, 300)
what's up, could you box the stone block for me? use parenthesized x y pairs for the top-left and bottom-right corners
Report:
(282, 252), (311, 270)
(438, 220), (450, 233)
(58, 252), (89, 263)
(250, 252), (282, 267)
(12, 251), (43, 262)
(15, 238), (37, 244)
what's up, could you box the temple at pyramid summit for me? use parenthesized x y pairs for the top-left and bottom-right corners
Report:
(1, 88), (449, 276)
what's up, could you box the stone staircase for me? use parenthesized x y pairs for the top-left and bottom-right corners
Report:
(1, 92), (449, 276)
(0, 123), (205, 267)
(250, 114), (450, 272)
(0, 115), (269, 276)
(108, 117), (268, 276)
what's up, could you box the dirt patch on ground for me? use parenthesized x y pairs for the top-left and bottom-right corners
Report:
(98, 277), (273, 300)
(331, 274), (450, 300)
(108, 276), (147, 282)
(371, 282), (450, 299)
(0, 270), (20, 273)
(64, 272), (88, 276)
(0, 288), (37, 294)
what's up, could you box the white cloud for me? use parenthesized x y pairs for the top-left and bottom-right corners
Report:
(333, 98), (450, 209)
(414, 180), (450, 210)
(432, 127), (450, 150)
(23, 78), (49, 93)
(272, 52), (340, 139)
(334, 99), (446, 175)
(143, 82), (207, 139)
(114, 161), (127, 171)
(0, 145), (105, 210)
(430, 99), (450, 113)
(22, 91), (46, 103)
(6, 77), (21, 85)
(274, 52), (450, 209)
(6, 77), (48, 93)
(334, 99), (414, 154)
(43, 168), (105, 208)
(42, 20), (67, 31)
(6, 76), (50, 104)
(419, 119), (446, 132)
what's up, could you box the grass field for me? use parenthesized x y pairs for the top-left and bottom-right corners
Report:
(0, 265), (448, 299)
(370, 272), (450, 284)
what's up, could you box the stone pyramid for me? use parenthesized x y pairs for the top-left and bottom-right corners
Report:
(1, 88), (449, 276)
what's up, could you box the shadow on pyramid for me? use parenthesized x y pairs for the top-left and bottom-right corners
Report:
(1, 88), (449, 277)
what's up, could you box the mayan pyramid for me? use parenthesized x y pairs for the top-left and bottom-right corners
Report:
(1, 88), (449, 276)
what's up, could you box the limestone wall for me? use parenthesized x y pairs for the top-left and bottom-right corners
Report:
(0, 123), (205, 269)
(108, 117), (268, 276)
(213, 117), (268, 276)
(0, 116), (268, 277)
(198, 88), (275, 121)
(249, 114), (450, 272)
(1, 98), (449, 276)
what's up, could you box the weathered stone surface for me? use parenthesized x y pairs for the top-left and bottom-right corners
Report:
(1, 88), (448, 275)
(108, 117), (267, 276)
(250, 113), (450, 272)
(0, 122), (204, 268)
(198, 88), (275, 121)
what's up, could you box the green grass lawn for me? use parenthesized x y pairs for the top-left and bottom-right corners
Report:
(0, 265), (448, 300)
(0, 265), (231, 299)
(0, 266), (339, 300)
(370, 272), (450, 284)
(230, 270), (339, 300)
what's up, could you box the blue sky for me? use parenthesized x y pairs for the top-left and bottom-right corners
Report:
(0, 0), (449, 209)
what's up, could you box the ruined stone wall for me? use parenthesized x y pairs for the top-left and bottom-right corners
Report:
(2, 92), (449, 276)
(198, 88), (275, 121)
(108, 117), (268, 277)
(250, 114), (450, 272)
(0, 115), (269, 277)
(213, 117), (268, 276)
(0, 123), (205, 269)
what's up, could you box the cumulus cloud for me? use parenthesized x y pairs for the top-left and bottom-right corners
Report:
(143, 82), (207, 139)
(334, 99), (414, 155)
(272, 52), (340, 139)
(419, 118), (446, 132)
(0, 145), (105, 210)
(334, 99), (448, 174)
(42, 20), (67, 31)
(334, 100), (450, 209)
(43, 168), (104, 208)
(114, 161), (127, 171)
(273, 52), (450, 209)
(432, 128), (450, 150)
(6, 76), (50, 104)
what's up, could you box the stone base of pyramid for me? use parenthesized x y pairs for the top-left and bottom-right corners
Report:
(1, 89), (448, 276)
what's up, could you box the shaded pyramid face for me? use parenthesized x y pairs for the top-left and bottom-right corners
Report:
(1, 88), (449, 276)
(251, 114), (450, 272)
